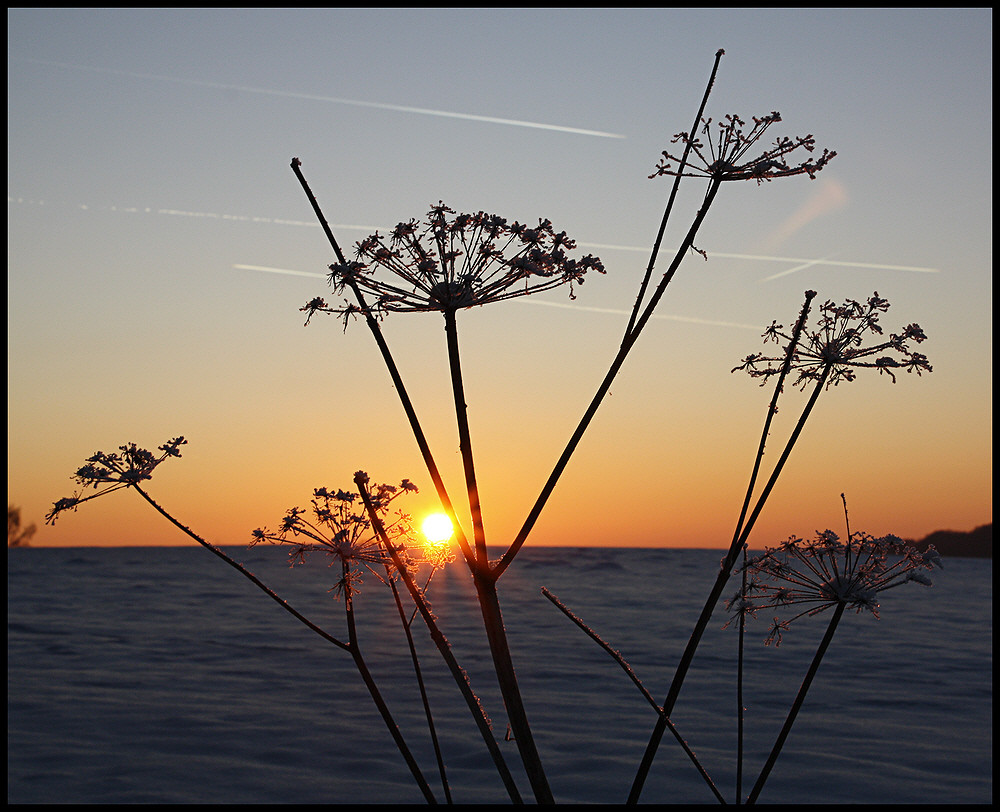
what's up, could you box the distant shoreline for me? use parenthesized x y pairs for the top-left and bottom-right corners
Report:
(10, 524), (993, 558)
(905, 523), (992, 559)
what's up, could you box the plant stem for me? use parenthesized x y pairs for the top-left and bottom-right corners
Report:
(476, 572), (553, 804)
(133, 485), (437, 802)
(736, 546), (747, 805)
(134, 486), (350, 651)
(624, 48), (725, 340)
(494, 176), (723, 579)
(387, 574), (452, 803)
(356, 476), (524, 804)
(443, 309), (488, 565)
(745, 602), (846, 805)
(439, 311), (553, 804)
(730, 292), (817, 549)
(542, 588), (725, 804)
(343, 559), (439, 805)
(627, 362), (831, 804)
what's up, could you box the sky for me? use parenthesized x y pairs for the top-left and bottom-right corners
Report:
(7, 8), (992, 549)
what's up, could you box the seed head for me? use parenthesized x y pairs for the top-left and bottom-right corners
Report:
(733, 292), (932, 389)
(650, 112), (835, 183)
(734, 530), (942, 645)
(301, 203), (605, 320)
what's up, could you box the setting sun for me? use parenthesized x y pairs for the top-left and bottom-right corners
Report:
(421, 512), (454, 544)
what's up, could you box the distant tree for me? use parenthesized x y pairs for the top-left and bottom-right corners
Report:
(8, 505), (36, 547)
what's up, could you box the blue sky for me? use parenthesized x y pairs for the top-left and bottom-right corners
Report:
(8, 8), (992, 546)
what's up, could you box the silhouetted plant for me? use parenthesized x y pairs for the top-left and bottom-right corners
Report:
(649, 112), (835, 184)
(734, 292), (932, 388)
(628, 288), (932, 803)
(729, 495), (942, 804)
(301, 203), (604, 322)
(48, 447), (447, 803)
(46, 49), (936, 806)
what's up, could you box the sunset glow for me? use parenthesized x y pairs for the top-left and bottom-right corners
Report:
(7, 9), (991, 549)
(421, 513), (454, 545)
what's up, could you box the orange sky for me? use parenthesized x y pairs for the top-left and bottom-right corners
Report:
(8, 9), (992, 550)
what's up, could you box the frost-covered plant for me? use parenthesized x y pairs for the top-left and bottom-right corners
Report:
(46, 49), (934, 806)
(47, 444), (451, 803)
(727, 495), (942, 804)
(251, 479), (422, 599)
(737, 527), (941, 644)
(649, 111), (836, 184)
(628, 287), (932, 802)
(45, 436), (187, 523)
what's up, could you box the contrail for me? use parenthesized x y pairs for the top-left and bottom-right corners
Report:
(711, 251), (939, 276)
(758, 254), (835, 282)
(575, 241), (939, 275)
(233, 264), (328, 279)
(9, 196), (940, 277)
(13, 57), (626, 139)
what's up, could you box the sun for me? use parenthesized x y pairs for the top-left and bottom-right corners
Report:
(421, 512), (454, 544)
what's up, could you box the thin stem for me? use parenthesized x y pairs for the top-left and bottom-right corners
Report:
(386, 574), (453, 803)
(628, 362), (831, 804)
(542, 588), (726, 805)
(356, 476), (524, 804)
(133, 486), (349, 651)
(289, 158), (478, 570)
(443, 308), (488, 566)
(745, 602), (846, 805)
(624, 48), (725, 340)
(736, 546), (747, 805)
(343, 559), (439, 805)
(542, 587), (658, 710)
(730, 292), (817, 550)
(133, 484), (437, 803)
(494, 176), (723, 580)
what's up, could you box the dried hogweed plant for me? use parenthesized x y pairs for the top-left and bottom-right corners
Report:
(734, 292), (932, 389)
(48, 50), (934, 805)
(47, 446), (520, 804)
(301, 203), (604, 323)
(250, 479), (424, 599)
(649, 111), (836, 185)
(725, 495), (942, 804)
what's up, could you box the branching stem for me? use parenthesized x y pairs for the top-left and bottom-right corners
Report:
(624, 48), (725, 339)
(132, 485), (437, 803)
(356, 476), (524, 805)
(542, 588), (726, 804)
(628, 341), (830, 805)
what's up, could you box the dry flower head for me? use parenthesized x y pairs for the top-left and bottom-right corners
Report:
(301, 203), (605, 323)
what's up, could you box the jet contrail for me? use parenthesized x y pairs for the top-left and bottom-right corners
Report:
(758, 255), (835, 282)
(234, 264), (328, 279)
(9, 196), (940, 278)
(14, 57), (626, 139)
(575, 241), (939, 275)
